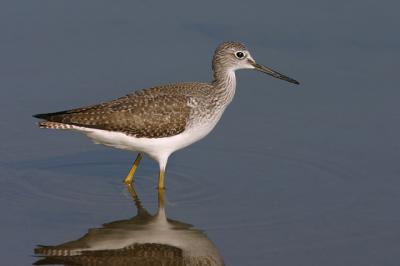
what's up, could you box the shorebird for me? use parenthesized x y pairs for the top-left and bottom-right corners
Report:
(33, 41), (299, 189)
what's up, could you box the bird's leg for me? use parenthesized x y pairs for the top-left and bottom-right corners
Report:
(123, 153), (142, 185)
(157, 169), (165, 190)
(157, 157), (168, 190)
(157, 186), (165, 208)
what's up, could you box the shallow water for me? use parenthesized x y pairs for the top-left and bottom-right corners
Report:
(1, 1), (400, 265)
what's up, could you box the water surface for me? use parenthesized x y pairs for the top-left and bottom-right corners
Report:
(1, 1), (400, 265)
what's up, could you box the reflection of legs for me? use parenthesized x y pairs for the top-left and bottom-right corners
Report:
(126, 183), (138, 200)
(156, 185), (166, 219)
(123, 153), (142, 185)
(125, 183), (150, 216)
(125, 182), (165, 218)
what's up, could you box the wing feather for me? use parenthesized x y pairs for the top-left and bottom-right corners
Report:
(34, 86), (194, 138)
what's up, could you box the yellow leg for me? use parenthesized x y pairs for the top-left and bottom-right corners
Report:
(158, 169), (165, 190)
(157, 187), (165, 208)
(123, 153), (142, 185)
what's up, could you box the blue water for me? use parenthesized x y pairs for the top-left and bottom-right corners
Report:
(1, 1), (399, 265)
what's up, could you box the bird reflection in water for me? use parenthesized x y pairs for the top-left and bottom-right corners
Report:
(34, 185), (224, 266)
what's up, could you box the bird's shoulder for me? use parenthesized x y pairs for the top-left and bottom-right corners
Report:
(127, 82), (213, 100)
(103, 82), (213, 112)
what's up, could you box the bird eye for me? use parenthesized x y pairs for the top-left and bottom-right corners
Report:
(235, 51), (245, 59)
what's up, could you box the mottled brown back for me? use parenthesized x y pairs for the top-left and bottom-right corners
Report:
(34, 83), (212, 138)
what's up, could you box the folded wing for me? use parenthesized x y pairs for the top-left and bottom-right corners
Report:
(34, 87), (192, 138)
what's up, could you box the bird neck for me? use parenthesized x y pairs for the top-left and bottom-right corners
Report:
(211, 68), (237, 105)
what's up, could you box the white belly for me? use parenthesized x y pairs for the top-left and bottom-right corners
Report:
(73, 118), (219, 164)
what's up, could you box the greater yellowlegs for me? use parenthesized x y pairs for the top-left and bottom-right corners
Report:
(33, 41), (299, 189)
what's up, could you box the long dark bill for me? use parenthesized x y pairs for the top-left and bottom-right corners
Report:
(251, 61), (299, 85)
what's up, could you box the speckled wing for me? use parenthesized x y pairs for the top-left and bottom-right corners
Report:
(34, 86), (193, 138)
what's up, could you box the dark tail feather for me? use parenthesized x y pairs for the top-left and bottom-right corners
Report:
(33, 110), (71, 120)
(33, 111), (74, 129)
(33, 113), (50, 119)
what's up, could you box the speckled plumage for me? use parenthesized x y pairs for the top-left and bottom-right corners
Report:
(33, 41), (299, 188)
(35, 82), (217, 138)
